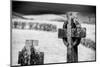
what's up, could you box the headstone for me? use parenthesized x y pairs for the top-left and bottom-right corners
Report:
(58, 12), (86, 62)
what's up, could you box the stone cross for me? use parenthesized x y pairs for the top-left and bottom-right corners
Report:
(58, 12), (86, 63)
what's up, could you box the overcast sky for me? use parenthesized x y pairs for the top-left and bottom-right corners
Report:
(12, 1), (96, 15)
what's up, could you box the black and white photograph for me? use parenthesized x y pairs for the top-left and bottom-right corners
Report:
(11, 0), (96, 66)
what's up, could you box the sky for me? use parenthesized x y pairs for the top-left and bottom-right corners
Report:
(12, 1), (96, 15)
(12, 1), (96, 24)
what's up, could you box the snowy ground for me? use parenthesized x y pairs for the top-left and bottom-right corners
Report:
(78, 23), (95, 61)
(11, 15), (96, 66)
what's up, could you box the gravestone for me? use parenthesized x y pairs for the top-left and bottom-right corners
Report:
(18, 40), (44, 66)
(58, 12), (86, 62)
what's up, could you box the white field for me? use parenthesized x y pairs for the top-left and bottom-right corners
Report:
(12, 15), (95, 66)
(78, 23), (95, 61)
